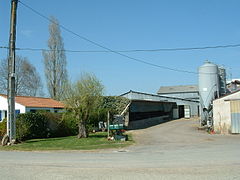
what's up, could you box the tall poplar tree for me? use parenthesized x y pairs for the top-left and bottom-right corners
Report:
(42, 16), (68, 100)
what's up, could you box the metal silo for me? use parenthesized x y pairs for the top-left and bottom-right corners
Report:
(218, 66), (227, 96)
(198, 61), (219, 126)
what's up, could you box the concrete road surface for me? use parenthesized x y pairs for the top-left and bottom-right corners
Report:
(0, 118), (240, 180)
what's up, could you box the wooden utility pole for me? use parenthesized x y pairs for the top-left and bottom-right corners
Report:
(107, 111), (110, 138)
(7, 0), (18, 143)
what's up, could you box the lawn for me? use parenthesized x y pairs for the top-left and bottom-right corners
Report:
(0, 132), (134, 151)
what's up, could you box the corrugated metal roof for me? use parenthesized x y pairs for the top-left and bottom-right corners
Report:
(0, 94), (64, 108)
(157, 85), (198, 94)
(120, 90), (199, 103)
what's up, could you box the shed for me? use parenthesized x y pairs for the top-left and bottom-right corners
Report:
(213, 90), (240, 134)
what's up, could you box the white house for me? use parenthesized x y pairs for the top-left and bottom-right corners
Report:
(0, 94), (65, 122)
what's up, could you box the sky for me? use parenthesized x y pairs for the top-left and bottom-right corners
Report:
(0, 0), (240, 96)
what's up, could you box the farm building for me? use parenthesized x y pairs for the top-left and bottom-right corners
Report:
(121, 90), (199, 119)
(157, 85), (199, 101)
(0, 94), (64, 122)
(213, 90), (240, 134)
(121, 100), (176, 129)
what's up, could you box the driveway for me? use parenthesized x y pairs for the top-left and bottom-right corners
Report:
(0, 118), (240, 180)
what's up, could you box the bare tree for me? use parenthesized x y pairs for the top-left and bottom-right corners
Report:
(42, 16), (68, 100)
(0, 56), (43, 96)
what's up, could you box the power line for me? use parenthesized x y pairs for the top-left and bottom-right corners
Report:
(1, 44), (240, 53)
(17, 1), (227, 75)
(0, 46), (220, 75)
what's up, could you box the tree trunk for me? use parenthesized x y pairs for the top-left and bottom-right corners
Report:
(78, 120), (87, 138)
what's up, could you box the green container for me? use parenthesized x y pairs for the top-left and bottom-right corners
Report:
(109, 124), (125, 130)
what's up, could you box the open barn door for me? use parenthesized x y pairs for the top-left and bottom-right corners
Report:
(184, 105), (191, 119)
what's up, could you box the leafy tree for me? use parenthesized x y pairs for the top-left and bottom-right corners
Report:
(64, 73), (104, 138)
(101, 96), (130, 115)
(0, 56), (43, 96)
(42, 16), (68, 100)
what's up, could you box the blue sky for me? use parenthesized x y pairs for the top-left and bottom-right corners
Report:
(1, 0), (240, 96)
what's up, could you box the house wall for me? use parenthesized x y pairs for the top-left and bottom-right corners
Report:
(213, 91), (240, 134)
(0, 96), (26, 121)
(0, 96), (64, 122)
(213, 99), (231, 134)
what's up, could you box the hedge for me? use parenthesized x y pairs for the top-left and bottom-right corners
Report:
(0, 112), (78, 142)
(16, 112), (50, 141)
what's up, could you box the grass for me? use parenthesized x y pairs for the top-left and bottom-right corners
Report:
(0, 132), (134, 151)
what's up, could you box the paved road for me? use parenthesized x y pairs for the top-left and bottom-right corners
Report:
(0, 118), (240, 180)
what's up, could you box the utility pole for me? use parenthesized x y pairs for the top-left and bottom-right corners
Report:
(107, 111), (110, 138)
(7, 0), (18, 143)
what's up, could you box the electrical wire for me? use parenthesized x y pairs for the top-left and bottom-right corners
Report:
(1, 44), (240, 53)
(0, 47), (220, 75)
(16, 1), (231, 75)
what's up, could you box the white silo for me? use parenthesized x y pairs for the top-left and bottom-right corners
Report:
(198, 61), (219, 126)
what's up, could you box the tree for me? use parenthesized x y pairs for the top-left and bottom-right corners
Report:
(101, 96), (130, 115)
(0, 56), (43, 96)
(42, 16), (68, 100)
(64, 73), (104, 138)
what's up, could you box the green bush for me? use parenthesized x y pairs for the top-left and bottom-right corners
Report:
(82, 96), (130, 132)
(61, 112), (78, 135)
(87, 108), (108, 131)
(16, 112), (49, 141)
(46, 111), (78, 137)
(16, 111), (79, 141)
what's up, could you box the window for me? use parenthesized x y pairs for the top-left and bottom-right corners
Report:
(4, 111), (7, 118)
(15, 110), (20, 117)
(15, 110), (20, 114)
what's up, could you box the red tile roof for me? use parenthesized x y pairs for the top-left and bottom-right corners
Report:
(0, 94), (64, 108)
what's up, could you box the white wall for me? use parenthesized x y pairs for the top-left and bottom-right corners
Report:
(213, 91), (240, 134)
(0, 96), (26, 121)
(213, 99), (231, 134)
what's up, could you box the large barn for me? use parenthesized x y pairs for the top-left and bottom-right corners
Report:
(121, 90), (199, 120)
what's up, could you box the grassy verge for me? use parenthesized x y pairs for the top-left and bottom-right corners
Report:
(0, 132), (134, 151)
